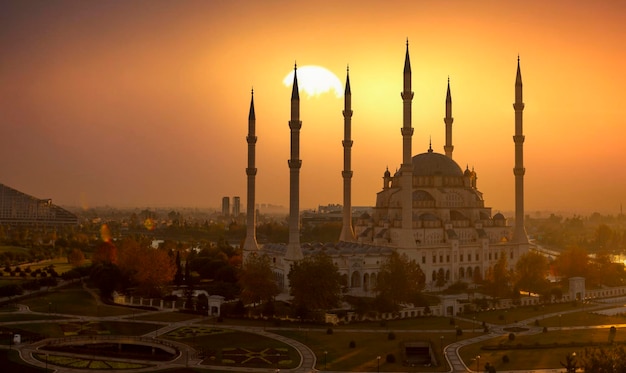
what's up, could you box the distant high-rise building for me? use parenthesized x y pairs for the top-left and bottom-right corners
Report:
(221, 196), (230, 217)
(0, 184), (78, 226)
(232, 196), (241, 217)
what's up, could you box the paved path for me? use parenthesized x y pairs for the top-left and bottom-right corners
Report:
(1, 291), (621, 373)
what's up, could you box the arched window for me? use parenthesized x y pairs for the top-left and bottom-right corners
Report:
(363, 273), (370, 291)
(351, 271), (361, 288)
(459, 267), (465, 278)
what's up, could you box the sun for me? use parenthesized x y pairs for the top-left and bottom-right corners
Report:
(282, 65), (343, 99)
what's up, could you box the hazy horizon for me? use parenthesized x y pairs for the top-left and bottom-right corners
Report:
(2, 1), (625, 215)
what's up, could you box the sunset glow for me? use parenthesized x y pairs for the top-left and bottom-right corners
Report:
(1, 1), (625, 214)
(282, 65), (344, 99)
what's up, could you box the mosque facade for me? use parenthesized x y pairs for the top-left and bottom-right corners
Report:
(244, 43), (530, 295)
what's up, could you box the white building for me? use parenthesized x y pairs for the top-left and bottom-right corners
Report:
(245, 42), (530, 295)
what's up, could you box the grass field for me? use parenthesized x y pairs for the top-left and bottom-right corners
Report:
(19, 285), (134, 317)
(459, 327), (626, 371)
(272, 328), (459, 372)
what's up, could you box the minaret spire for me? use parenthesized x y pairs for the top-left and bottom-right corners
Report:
(286, 64), (304, 262)
(513, 56), (528, 243)
(243, 88), (259, 258)
(444, 77), (454, 158)
(399, 40), (416, 248)
(340, 65), (355, 242)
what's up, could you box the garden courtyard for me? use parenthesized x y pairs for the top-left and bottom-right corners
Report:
(2, 282), (626, 372)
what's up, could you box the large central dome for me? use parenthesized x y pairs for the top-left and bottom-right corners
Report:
(412, 151), (463, 177)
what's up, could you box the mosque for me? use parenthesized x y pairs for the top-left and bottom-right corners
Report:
(242, 43), (530, 295)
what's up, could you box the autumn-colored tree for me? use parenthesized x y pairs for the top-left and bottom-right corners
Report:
(117, 238), (175, 296)
(92, 241), (118, 264)
(239, 254), (279, 306)
(554, 246), (590, 279)
(67, 248), (85, 267)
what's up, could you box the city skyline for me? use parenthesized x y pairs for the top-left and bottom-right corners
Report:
(1, 1), (625, 214)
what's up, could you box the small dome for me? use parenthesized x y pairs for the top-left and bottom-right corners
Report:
(384, 168), (391, 177)
(493, 213), (505, 220)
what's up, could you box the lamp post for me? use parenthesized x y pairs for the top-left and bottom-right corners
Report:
(440, 335), (444, 355)
(324, 351), (328, 370)
(472, 316), (476, 334)
(377, 355), (381, 373)
(559, 314), (562, 329)
(476, 355), (480, 373)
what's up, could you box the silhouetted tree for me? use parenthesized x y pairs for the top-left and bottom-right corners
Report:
(288, 253), (342, 315)
(239, 254), (279, 306)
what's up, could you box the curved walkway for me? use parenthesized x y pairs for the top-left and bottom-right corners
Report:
(2, 306), (318, 373)
(1, 298), (622, 373)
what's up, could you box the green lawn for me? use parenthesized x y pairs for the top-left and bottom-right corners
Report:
(272, 328), (458, 372)
(164, 328), (300, 369)
(459, 327), (626, 371)
(7, 320), (161, 339)
(19, 287), (135, 317)
(132, 311), (202, 323)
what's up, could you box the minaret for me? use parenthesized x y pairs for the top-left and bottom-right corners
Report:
(243, 89), (259, 260)
(286, 64), (304, 261)
(340, 66), (356, 242)
(399, 40), (416, 248)
(444, 77), (454, 158)
(513, 57), (528, 243)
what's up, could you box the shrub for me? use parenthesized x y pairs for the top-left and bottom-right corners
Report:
(386, 353), (396, 363)
(543, 326), (548, 333)
(508, 333), (515, 341)
(349, 340), (356, 348)
(326, 328), (333, 335)
(387, 332), (396, 340)
(534, 319), (540, 326)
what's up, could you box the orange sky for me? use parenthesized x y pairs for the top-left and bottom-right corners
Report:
(1, 0), (625, 215)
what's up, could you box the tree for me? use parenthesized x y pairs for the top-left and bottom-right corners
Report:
(580, 345), (626, 372)
(92, 241), (118, 264)
(173, 250), (183, 287)
(90, 262), (122, 298)
(239, 254), (279, 306)
(117, 238), (176, 296)
(67, 248), (85, 267)
(288, 253), (342, 315)
(375, 252), (425, 310)
(560, 353), (578, 373)
(555, 246), (590, 279)
(514, 251), (550, 296)
(484, 254), (512, 299)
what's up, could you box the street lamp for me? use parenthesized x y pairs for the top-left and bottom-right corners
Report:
(472, 316), (476, 334)
(440, 335), (444, 354)
(559, 314), (562, 329)
(377, 355), (381, 373)
(476, 355), (480, 373)
(324, 351), (328, 370)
